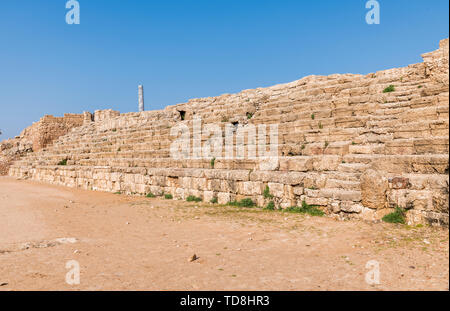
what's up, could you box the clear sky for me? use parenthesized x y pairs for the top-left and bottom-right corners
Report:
(0, 0), (448, 139)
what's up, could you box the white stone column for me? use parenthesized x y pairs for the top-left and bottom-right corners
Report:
(138, 85), (145, 112)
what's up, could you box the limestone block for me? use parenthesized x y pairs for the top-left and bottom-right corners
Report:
(279, 200), (293, 209)
(279, 157), (313, 172)
(433, 192), (449, 213)
(175, 188), (185, 200)
(124, 174), (135, 184)
(268, 182), (284, 197)
(293, 186), (304, 196)
(349, 144), (385, 154)
(250, 171), (306, 185)
(360, 169), (388, 210)
(312, 156), (341, 171)
(259, 157), (280, 171)
(192, 178), (207, 190)
(305, 188), (320, 198)
(305, 197), (328, 206)
(389, 177), (410, 190)
(135, 184), (147, 194)
(406, 209), (425, 226)
(149, 186), (163, 196)
(330, 201), (341, 213)
(407, 174), (449, 190)
(320, 189), (361, 202)
(360, 207), (376, 221)
(135, 174), (145, 185)
(218, 192), (233, 205)
(180, 177), (192, 188)
(340, 202), (363, 213)
(284, 185), (295, 200)
(388, 189), (433, 211)
(204, 169), (249, 181)
(203, 191), (215, 203)
(221, 180), (237, 193)
(241, 181), (262, 196)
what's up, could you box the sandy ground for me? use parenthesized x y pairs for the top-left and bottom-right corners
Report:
(0, 176), (448, 291)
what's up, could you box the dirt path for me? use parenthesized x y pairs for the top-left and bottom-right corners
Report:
(0, 177), (448, 291)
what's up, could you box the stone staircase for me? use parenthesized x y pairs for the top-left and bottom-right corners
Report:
(7, 38), (449, 226)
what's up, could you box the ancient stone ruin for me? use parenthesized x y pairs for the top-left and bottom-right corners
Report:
(0, 114), (84, 175)
(3, 38), (449, 226)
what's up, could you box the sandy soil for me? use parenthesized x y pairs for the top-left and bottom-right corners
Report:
(0, 176), (448, 291)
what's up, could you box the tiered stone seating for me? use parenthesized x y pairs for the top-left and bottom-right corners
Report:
(8, 39), (449, 226)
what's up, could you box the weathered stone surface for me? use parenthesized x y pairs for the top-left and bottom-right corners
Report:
(389, 177), (411, 190)
(360, 170), (388, 210)
(3, 38), (448, 226)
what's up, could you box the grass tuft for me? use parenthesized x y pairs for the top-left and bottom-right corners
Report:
(284, 201), (325, 216)
(58, 159), (68, 166)
(264, 201), (275, 210)
(263, 186), (273, 199)
(146, 193), (156, 198)
(210, 197), (218, 204)
(164, 194), (173, 200)
(186, 195), (202, 202)
(383, 85), (395, 93)
(228, 198), (256, 208)
(382, 207), (406, 224)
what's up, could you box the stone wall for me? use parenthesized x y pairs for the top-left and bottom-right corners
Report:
(0, 113), (84, 175)
(7, 38), (449, 226)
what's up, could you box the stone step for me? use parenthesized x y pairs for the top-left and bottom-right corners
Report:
(337, 163), (369, 173)
(325, 179), (361, 191)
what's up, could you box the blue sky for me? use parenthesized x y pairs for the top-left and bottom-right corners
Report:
(0, 0), (448, 139)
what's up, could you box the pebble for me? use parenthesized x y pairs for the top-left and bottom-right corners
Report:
(423, 239), (430, 245)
